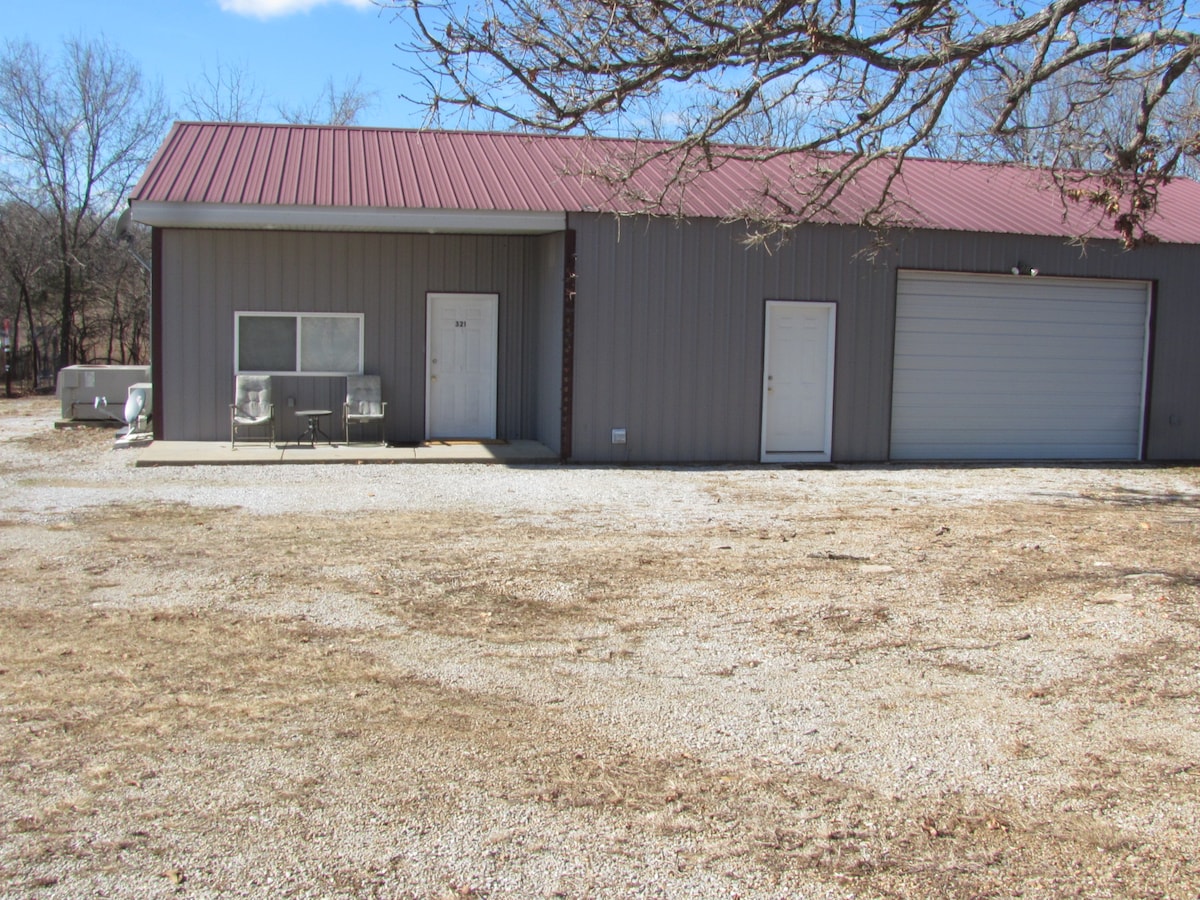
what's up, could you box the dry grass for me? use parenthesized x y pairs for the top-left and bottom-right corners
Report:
(2, 407), (1199, 897)
(7, 603), (1197, 898)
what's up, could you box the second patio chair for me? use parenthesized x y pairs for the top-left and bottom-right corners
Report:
(343, 375), (387, 445)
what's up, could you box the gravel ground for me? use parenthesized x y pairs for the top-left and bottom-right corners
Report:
(1, 396), (1199, 899)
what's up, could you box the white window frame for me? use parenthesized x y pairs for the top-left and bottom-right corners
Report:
(234, 311), (364, 376)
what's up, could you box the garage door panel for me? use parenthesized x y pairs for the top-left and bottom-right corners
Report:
(902, 305), (1148, 334)
(895, 425), (1140, 443)
(902, 338), (1142, 367)
(893, 423), (1142, 445)
(891, 271), (1149, 460)
(897, 317), (1147, 341)
(893, 361), (1144, 386)
(909, 271), (1147, 299)
(891, 438), (1140, 460)
(892, 395), (1143, 419)
(898, 299), (1146, 324)
(893, 366), (1144, 385)
(893, 403), (1142, 429)
(894, 427), (1140, 446)
(894, 392), (1143, 416)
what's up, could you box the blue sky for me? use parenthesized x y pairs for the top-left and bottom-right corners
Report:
(6, 0), (429, 128)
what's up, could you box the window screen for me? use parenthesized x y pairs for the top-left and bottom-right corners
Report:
(238, 315), (296, 372)
(236, 312), (363, 375)
(300, 316), (361, 373)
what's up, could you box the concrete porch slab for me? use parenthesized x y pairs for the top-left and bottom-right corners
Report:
(133, 439), (560, 467)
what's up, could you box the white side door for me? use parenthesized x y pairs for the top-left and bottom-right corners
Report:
(761, 301), (836, 462)
(426, 292), (499, 439)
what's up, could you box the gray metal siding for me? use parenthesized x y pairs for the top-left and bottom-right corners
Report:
(570, 215), (895, 463)
(1143, 274), (1200, 460)
(159, 229), (542, 444)
(569, 214), (1200, 463)
(158, 217), (1200, 461)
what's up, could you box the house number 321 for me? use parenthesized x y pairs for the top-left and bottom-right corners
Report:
(455, 320), (467, 327)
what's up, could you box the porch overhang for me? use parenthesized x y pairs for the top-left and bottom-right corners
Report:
(130, 201), (567, 234)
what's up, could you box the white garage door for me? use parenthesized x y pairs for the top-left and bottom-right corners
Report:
(891, 271), (1150, 460)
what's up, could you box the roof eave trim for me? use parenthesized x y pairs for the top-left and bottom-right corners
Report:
(129, 201), (568, 234)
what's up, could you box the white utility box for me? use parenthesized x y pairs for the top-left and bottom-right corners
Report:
(58, 365), (151, 422)
(124, 382), (153, 433)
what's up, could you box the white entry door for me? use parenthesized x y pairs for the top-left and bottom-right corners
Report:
(426, 292), (499, 439)
(760, 301), (836, 462)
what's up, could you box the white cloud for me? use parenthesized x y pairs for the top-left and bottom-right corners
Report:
(218, 0), (373, 19)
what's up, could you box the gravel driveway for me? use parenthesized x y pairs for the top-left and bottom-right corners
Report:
(1, 397), (1198, 899)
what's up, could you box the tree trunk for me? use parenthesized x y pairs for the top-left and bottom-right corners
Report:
(57, 260), (73, 373)
(4, 313), (14, 397)
(21, 286), (39, 389)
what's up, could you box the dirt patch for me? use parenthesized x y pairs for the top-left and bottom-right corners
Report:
(1, 398), (1199, 898)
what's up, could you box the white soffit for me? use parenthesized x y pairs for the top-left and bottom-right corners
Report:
(130, 202), (566, 234)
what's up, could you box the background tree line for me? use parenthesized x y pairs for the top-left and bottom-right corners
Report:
(0, 36), (373, 394)
(7, 2), (1199, 395)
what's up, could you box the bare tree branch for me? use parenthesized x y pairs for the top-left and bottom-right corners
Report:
(183, 60), (266, 121)
(278, 75), (377, 125)
(382, 0), (1200, 246)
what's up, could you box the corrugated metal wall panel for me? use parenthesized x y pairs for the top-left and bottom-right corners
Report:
(573, 216), (760, 463)
(568, 215), (1200, 463)
(1147, 276), (1200, 459)
(159, 229), (543, 444)
(570, 214), (897, 463)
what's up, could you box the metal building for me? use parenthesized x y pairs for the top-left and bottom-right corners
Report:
(129, 123), (1200, 462)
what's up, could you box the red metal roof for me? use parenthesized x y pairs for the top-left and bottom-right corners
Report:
(131, 122), (1200, 244)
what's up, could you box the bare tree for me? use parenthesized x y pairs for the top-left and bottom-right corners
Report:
(0, 37), (169, 373)
(0, 203), (53, 387)
(106, 218), (152, 365)
(0, 200), (151, 382)
(183, 60), (265, 121)
(389, 0), (1200, 246)
(278, 75), (376, 125)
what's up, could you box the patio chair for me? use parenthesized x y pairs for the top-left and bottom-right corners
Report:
(343, 375), (387, 445)
(230, 375), (275, 449)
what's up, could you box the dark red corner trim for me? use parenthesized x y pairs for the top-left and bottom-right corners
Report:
(560, 229), (576, 461)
